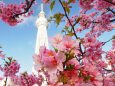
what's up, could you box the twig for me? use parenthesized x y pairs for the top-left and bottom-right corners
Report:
(107, 8), (115, 14)
(59, 0), (78, 39)
(13, 0), (35, 17)
(110, 19), (115, 22)
(4, 77), (7, 86)
(59, 0), (84, 56)
(103, 0), (115, 5)
(102, 38), (113, 46)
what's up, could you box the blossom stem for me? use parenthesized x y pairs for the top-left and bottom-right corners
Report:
(58, 0), (78, 39)
(106, 8), (115, 14)
(102, 38), (113, 46)
(103, 0), (115, 5)
(13, 0), (35, 17)
(4, 77), (7, 86)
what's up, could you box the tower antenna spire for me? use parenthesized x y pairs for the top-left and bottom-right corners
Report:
(41, 3), (44, 12)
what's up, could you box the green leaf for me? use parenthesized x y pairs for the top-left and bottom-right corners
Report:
(65, 7), (70, 14)
(54, 47), (58, 52)
(53, 13), (64, 26)
(66, 64), (74, 70)
(62, 1), (70, 14)
(76, 17), (81, 23)
(50, 1), (55, 11)
(64, 26), (69, 30)
(66, 32), (74, 36)
(112, 35), (115, 39)
(61, 29), (65, 32)
(68, 0), (73, 4)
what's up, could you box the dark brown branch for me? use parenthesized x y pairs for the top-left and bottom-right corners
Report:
(104, 68), (112, 72)
(102, 74), (104, 86)
(4, 77), (7, 86)
(110, 19), (115, 22)
(73, 18), (81, 26)
(102, 38), (113, 46)
(25, 0), (30, 6)
(79, 43), (84, 56)
(48, 19), (65, 22)
(107, 8), (115, 14)
(13, 0), (35, 17)
(59, 0), (84, 56)
(103, 0), (115, 5)
(92, 19), (115, 24)
(59, 0), (78, 39)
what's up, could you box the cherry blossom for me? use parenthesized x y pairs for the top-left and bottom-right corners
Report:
(94, 0), (112, 11)
(0, 1), (33, 26)
(0, 50), (5, 58)
(42, 0), (50, 4)
(79, 0), (94, 10)
(0, 0), (115, 86)
(33, 46), (66, 84)
(11, 72), (43, 86)
(3, 60), (20, 77)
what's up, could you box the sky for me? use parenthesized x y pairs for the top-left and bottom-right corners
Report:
(0, 0), (115, 74)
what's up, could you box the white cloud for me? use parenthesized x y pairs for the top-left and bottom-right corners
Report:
(17, 16), (38, 26)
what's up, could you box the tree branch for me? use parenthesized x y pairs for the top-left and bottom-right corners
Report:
(102, 38), (113, 46)
(103, 0), (115, 5)
(107, 8), (115, 14)
(59, 0), (84, 56)
(4, 77), (7, 86)
(110, 19), (115, 22)
(59, 0), (78, 39)
(13, 0), (35, 17)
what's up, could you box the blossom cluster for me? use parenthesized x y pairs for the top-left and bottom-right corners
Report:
(33, 34), (115, 85)
(3, 60), (20, 77)
(0, 1), (33, 26)
(11, 72), (43, 86)
(0, 51), (43, 86)
(0, 0), (115, 86)
(0, 57), (20, 77)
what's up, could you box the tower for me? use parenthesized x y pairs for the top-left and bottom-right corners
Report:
(35, 4), (49, 54)
(33, 4), (49, 86)
(33, 4), (49, 73)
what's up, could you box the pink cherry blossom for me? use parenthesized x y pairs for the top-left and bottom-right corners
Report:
(0, 51), (5, 58)
(42, 0), (50, 4)
(33, 46), (66, 83)
(112, 39), (115, 49)
(0, 2), (33, 26)
(3, 60), (20, 77)
(0, 0), (115, 86)
(94, 0), (112, 11)
(51, 34), (79, 52)
(0, 77), (3, 81)
(94, 14), (113, 32)
(76, 14), (92, 32)
(11, 73), (43, 86)
(79, 0), (94, 10)
(50, 34), (63, 50)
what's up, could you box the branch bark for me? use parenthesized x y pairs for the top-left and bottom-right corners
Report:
(13, 0), (35, 17)
(107, 8), (115, 14)
(59, 0), (84, 56)
(103, 0), (115, 5)
(4, 77), (7, 86)
(59, 0), (78, 39)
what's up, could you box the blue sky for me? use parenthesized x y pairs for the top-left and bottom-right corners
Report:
(0, 0), (114, 74)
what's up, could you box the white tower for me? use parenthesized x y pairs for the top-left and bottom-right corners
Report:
(33, 4), (49, 86)
(35, 4), (49, 54)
